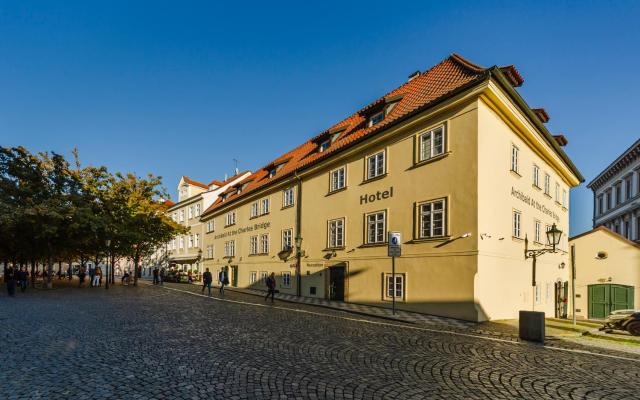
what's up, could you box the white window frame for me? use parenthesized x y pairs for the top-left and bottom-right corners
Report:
(330, 166), (346, 192)
(366, 211), (386, 244)
(418, 199), (447, 239)
(512, 210), (522, 239)
(283, 188), (294, 208)
(260, 234), (269, 254)
(260, 271), (268, 285)
(282, 229), (293, 251)
(224, 240), (235, 257)
(328, 218), (345, 248)
(261, 198), (270, 215)
(250, 271), (257, 285)
(179, 210), (185, 222)
(281, 272), (291, 288)
(534, 220), (541, 243)
(545, 225), (552, 245)
(511, 144), (519, 174)
(250, 202), (259, 218)
(188, 206), (194, 219)
(179, 236), (185, 249)
(555, 183), (560, 203)
(533, 164), (540, 188)
(250, 236), (258, 255)
(195, 203), (201, 216)
(188, 235), (194, 248)
(366, 150), (386, 180)
(225, 211), (236, 226)
(418, 125), (445, 161)
(318, 140), (331, 153)
(544, 174), (550, 195)
(194, 234), (200, 247)
(562, 189), (567, 208)
(369, 111), (384, 127)
(384, 273), (404, 301)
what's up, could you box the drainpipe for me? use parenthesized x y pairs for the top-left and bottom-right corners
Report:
(295, 170), (302, 297)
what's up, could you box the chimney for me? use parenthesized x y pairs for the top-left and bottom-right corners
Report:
(407, 70), (421, 82)
(224, 173), (228, 181)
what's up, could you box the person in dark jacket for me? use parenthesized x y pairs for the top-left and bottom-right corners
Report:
(18, 267), (29, 293)
(5, 265), (16, 297)
(152, 267), (159, 285)
(218, 269), (228, 296)
(264, 272), (276, 303)
(201, 268), (213, 296)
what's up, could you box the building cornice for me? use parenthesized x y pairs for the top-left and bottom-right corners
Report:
(587, 138), (640, 191)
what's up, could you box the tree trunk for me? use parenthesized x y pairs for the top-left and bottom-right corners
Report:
(133, 255), (139, 287)
(47, 255), (53, 289)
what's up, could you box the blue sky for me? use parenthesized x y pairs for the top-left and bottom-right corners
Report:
(1, 1), (639, 236)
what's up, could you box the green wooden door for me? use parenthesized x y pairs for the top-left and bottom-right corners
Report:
(611, 285), (634, 312)
(588, 284), (609, 319)
(231, 265), (238, 287)
(588, 284), (634, 319)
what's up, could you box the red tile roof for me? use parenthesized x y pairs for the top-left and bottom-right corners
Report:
(181, 176), (208, 189)
(163, 199), (175, 207)
(532, 108), (550, 123)
(202, 53), (491, 216)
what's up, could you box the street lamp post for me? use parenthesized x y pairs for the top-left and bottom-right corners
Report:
(524, 223), (563, 311)
(295, 235), (303, 297)
(105, 239), (111, 290)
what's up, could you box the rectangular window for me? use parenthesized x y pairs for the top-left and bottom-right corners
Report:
(545, 225), (552, 245)
(179, 210), (185, 222)
(544, 174), (550, 195)
(366, 211), (386, 244)
(172, 212), (177, 222)
(419, 126), (445, 161)
(562, 189), (567, 208)
(250, 271), (257, 285)
(206, 220), (215, 233)
(419, 199), (446, 238)
(206, 245), (213, 259)
(625, 176), (632, 200)
(250, 236), (258, 255)
(555, 183), (560, 203)
(385, 274), (404, 300)
(366, 151), (386, 180)
(330, 167), (346, 192)
(260, 234), (269, 254)
(318, 140), (331, 153)
(195, 204), (201, 216)
(224, 240), (235, 257)
(328, 218), (345, 248)
(605, 190), (611, 209)
(188, 235), (194, 248)
(369, 111), (384, 127)
(261, 198), (270, 215)
(534, 220), (541, 243)
(511, 145), (519, 173)
(194, 234), (200, 247)
(260, 271), (268, 285)
(179, 236), (184, 249)
(282, 229), (293, 251)
(283, 188), (294, 207)
(597, 195), (604, 215)
(250, 202), (259, 218)
(532, 164), (540, 188)
(225, 211), (236, 226)
(512, 210), (522, 238)
(281, 272), (291, 288)
(188, 206), (193, 219)
(615, 183), (622, 205)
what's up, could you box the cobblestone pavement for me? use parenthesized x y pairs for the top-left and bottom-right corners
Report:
(2, 283), (640, 399)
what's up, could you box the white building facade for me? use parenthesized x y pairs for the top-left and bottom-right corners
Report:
(589, 138), (640, 242)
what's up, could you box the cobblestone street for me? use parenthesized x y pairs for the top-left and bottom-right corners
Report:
(2, 283), (640, 399)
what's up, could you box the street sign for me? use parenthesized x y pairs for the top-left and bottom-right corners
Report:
(388, 231), (401, 257)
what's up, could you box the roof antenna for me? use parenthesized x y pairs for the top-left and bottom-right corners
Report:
(233, 158), (239, 175)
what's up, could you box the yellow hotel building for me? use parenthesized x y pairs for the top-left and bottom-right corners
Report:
(199, 54), (583, 321)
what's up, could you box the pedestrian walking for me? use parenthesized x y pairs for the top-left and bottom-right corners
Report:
(67, 266), (72, 281)
(88, 266), (95, 287)
(218, 269), (228, 295)
(93, 266), (102, 287)
(159, 268), (165, 285)
(121, 270), (130, 286)
(78, 267), (86, 287)
(5, 265), (16, 297)
(18, 266), (29, 293)
(152, 267), (159, 285)
(264, 272), (277, 303)
(201, 268), (213, 296)
(187, 270), (193, 284)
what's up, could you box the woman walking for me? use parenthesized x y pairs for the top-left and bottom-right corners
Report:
(264, 272), (276, 303)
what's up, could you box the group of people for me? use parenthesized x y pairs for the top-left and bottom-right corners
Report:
(151, 267), (166, 285)
(199, 268), (277, 303)
(3, 265), (30, 296)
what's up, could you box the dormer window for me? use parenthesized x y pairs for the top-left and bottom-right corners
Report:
(369, 111), (384, 127)
(318, 140), (331, 153)
(268, 169), (277, 178)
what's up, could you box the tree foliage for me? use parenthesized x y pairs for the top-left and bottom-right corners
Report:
(0, 146), (185, 287)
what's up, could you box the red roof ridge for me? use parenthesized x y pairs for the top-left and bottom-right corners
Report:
(181, 176), (208, 189)
(449, 53), (486, 73)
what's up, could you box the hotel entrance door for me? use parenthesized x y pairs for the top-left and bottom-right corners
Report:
(329, 265), (345, 301)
